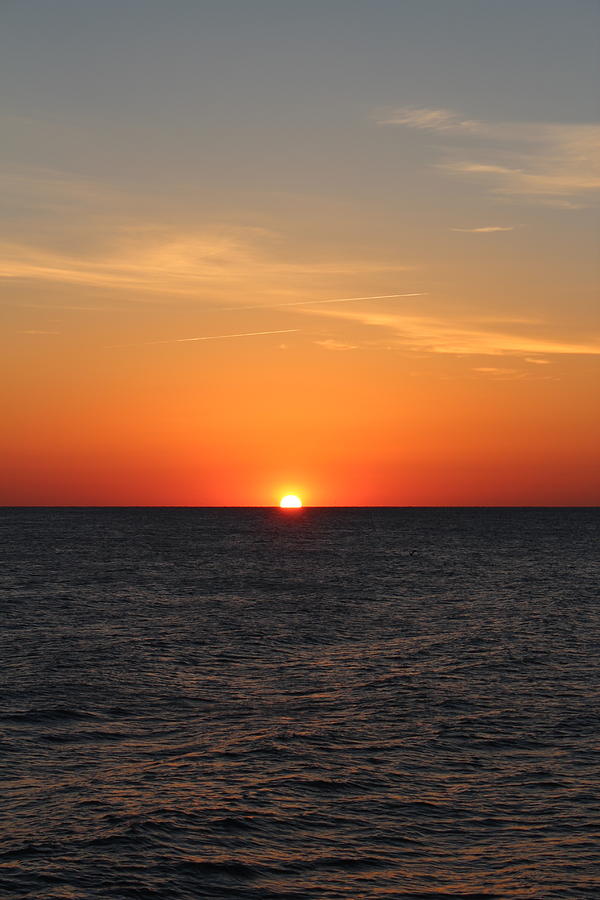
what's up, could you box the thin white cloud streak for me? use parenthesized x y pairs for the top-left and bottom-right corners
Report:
(378, 106), (600, 203)
(162, 328), (298, 344)
(314, 339), (358, 351)
(107, 329), (298, 349)
(451, 226), (518, 233)
(220, 292), (426, 311)
(473, 366), (521, 375)
(16, 330), (60, 335)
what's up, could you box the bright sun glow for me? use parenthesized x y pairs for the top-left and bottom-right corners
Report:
(280, 494), (302, 509)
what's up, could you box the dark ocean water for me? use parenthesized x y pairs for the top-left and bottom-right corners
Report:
(1, 508), (599, 899)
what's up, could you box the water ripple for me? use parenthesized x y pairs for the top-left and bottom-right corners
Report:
(1, 507), (599, 898)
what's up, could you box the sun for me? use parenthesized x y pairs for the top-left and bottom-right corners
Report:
(280, 494), (302, 509)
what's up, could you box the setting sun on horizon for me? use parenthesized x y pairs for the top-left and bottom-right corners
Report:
(279, 494), (303, 509)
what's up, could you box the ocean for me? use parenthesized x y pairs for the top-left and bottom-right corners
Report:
(1, 507), (599, 899)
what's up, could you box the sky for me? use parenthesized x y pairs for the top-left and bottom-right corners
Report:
(1, 0), (599, 505)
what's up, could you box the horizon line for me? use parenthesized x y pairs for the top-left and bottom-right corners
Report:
(1, 504), (598, 510)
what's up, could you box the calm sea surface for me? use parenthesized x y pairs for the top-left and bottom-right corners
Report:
(1, 508), (599, 899)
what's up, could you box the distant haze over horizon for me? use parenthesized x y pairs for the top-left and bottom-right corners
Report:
(1, 0), (598, 505)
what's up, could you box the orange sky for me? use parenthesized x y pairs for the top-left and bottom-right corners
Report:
(2, 318), (598, 505)
(1, 2), (599, 505)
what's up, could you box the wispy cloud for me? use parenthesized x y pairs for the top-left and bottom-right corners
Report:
(473, 366), (522, 377)
(312, 306), (600, 357)
(451, 225), (518, 233)
(378, 106), (600, 204)
(1, 228), (412, 303)
(16, 329), (60, 335)
(379, 107), (481, 133)
(314, 339), (358, 351)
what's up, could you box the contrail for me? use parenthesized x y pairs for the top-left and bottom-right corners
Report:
(107, 328), (298, 349)
(105, 294), (425, 348)
(162, 328), (298, 344)
(220, 292), (426, 311)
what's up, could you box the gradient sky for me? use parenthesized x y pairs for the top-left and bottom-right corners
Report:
(2, 0), (599, 505)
